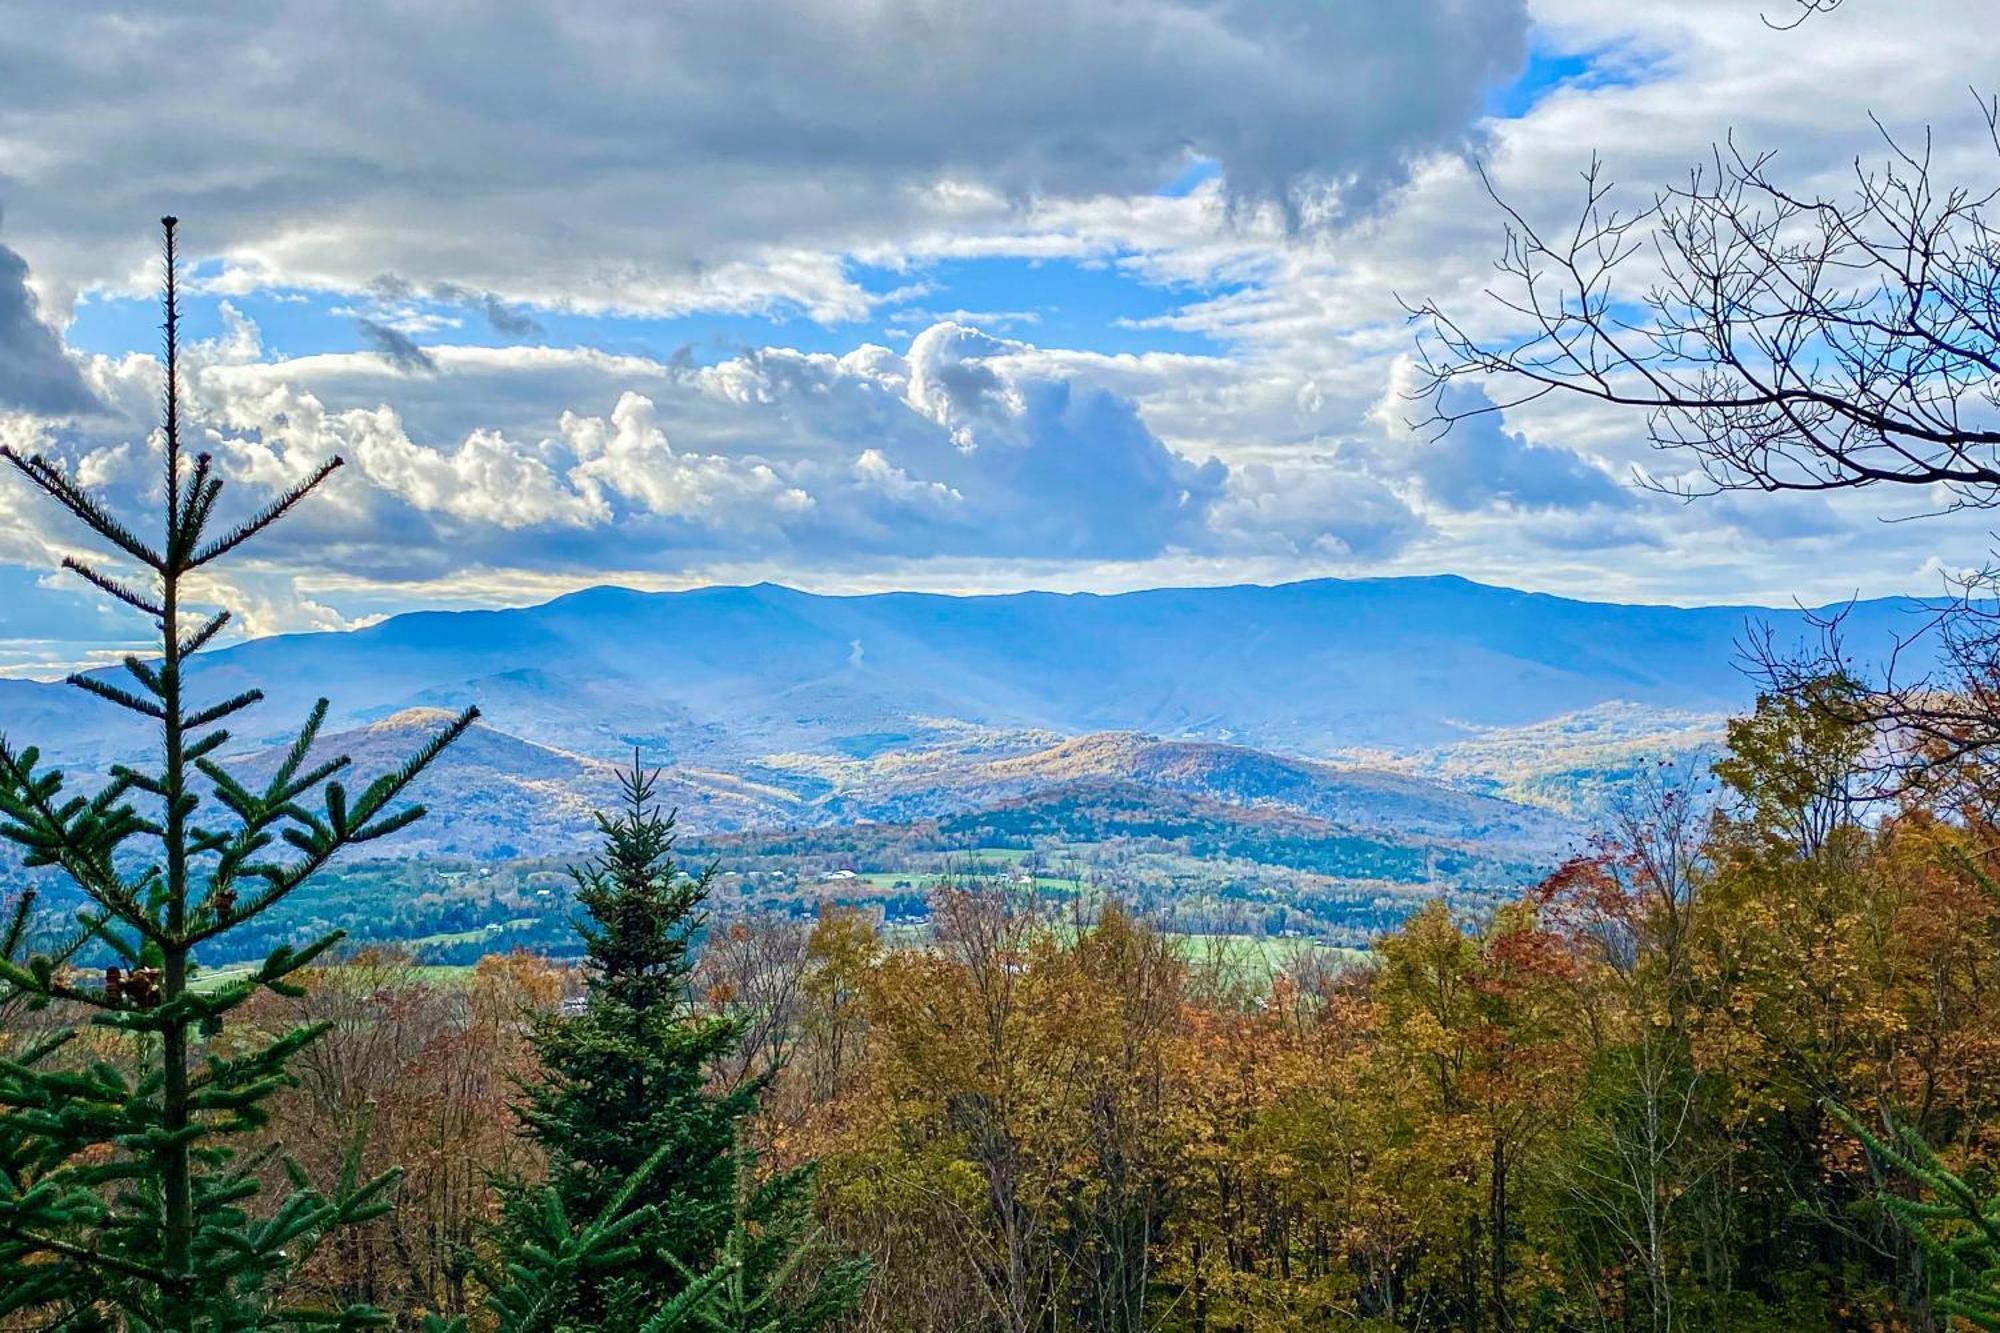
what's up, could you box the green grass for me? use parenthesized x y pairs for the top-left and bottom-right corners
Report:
(191, 962), (477, 992)
(400, 918), (539, 950)
(848, 865), (1082, 895)
(1169, 932), (1370, 985)
(854, 871), (922, 889)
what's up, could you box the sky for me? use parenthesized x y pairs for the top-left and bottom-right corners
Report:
(1, 0), (1997, 675)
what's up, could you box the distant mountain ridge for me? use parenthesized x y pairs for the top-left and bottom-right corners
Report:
(0, 574), (1942, 769)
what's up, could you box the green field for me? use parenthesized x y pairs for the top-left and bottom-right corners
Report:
(192, 962), (477, 991)
(1170, 932), (1371, 985)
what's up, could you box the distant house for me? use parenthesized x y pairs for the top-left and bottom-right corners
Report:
(817, 868), (859, 883)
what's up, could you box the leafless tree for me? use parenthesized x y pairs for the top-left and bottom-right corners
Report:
(1410, 94), (2000, 778)
(696, 912), (814, 1095)
(1413, 119), (2000, 504)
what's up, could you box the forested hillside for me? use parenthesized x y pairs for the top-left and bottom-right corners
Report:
(12, 687), (1994, 1330)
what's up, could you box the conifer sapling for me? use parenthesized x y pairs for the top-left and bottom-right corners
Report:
(501, 756), (864, 1331)
(0, 218), (474, 1330)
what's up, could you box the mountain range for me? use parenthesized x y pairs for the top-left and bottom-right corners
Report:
(0, 575), (1943, 866)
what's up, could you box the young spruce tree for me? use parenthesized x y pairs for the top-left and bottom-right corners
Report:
(0, 218), (474, 1330)
(1831, 1102), (2000, 1330)
(502, 758), (862, 1332)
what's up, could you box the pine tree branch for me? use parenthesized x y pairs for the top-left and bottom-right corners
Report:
(65, 672), (167, 721)
(0, 744), (158, 944)
(61, 558), (165, 620)
(189, 457), (342, 568)
(0, 449), (163, 571)
(176, 609), (230, 658)
(182, 688), (264, 732)
(0, 956), (128, 1013)
(0, 895), (102, 1015)
(0, 890), (32, 964)
(118, 654), (165, 699)
(166, 453), (219, 570)
(189, 707), (476, 944)
(0, 1219), (172, 1285)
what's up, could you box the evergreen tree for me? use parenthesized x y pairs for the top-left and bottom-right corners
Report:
(666, 1150), (868, 1333)
(507, 756), (746, 1305)
(442, 1146), (728, 1333)
(0, 217), (474, 1330)
(1831, 1103), (2000, 1330)
(503, 758), (861, 1331)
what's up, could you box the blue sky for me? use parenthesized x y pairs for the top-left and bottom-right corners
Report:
(65, 251), (1244, 368)
(0, 0), (1995, 674)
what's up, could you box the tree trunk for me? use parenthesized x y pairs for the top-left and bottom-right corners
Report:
(1490, 1134), (1510, 1332)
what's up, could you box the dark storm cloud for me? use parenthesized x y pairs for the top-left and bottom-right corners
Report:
(0, 244), (97, 415)
(0, 0), (1529, 312)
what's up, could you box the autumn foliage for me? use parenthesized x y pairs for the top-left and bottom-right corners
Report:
(10, 682), (2000, 1330)
(736, 690), (2000, 1330)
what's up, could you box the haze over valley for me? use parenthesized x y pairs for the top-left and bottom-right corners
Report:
(0, 572), (1940, 958)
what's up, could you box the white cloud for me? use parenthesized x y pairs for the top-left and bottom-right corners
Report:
(1208, 460), (1425, 559)
(5, 311), (1390, 604)
(851, 449), (962, 509)
(348, 414), (605, 529)
(1371, 372), (1632, 514)
(563, 391), (814, 523)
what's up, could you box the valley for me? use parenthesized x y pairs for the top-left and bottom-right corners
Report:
(3, 573), (1922, 961)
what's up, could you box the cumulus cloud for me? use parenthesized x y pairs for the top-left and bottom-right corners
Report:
(563, 391), (814, 524)
(851, 449), (962, 510)
(1207, 461), (1425, 559)
(1415, 411), (1632, 513)
(886, 322), (1229, 557)
(13, 311), (1373, 590)
(343, 410), (603, 529)
(1374, 374), (1632, 514)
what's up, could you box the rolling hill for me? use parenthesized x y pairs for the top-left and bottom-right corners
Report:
(217, 711), (1585, 865)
